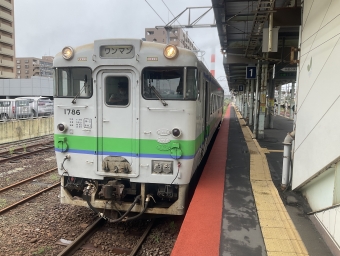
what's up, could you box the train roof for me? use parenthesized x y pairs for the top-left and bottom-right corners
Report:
(54, 38), (198, 68)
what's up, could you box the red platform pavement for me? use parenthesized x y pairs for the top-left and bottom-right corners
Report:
(171, 106), (230, 256)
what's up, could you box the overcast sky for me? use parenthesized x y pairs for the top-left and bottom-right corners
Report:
(14, 0), (229, 92)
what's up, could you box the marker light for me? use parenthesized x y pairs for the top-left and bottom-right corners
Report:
(57, 123), (68, 132)
(163, 44), (178, 59)
(62, 46), (74, 60)
(172, 128), (181, 138)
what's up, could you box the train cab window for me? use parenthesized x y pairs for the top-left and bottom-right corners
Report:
(105, 76), (129, 106)
(142, 67), (198, 100)
(54, 67), (92, 98)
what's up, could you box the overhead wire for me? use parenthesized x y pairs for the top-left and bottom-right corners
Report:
(222, 4), (257, 39)
(161, 0), (200, 51)
(145, 0), (195, 49)
(145, 0), (167, 24)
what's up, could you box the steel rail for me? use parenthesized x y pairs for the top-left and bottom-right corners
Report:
(0, 182), (60, 214)
(0, 136), (53, 149)
(0, 140), (54, 154)
(0, 167), (58, 193)
(129, 219), (155, 256)
(0, 145), (54, 164)
(57, 218), (154, 256)
(57, 217), (106, 256)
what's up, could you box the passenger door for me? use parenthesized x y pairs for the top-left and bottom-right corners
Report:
(97, 69), (139, 177)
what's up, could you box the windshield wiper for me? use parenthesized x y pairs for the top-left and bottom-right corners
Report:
(150, 86), (168, 106)
(72, 75), (88, 104)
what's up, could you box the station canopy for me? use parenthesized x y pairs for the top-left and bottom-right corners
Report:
(212, 0), (301, 92)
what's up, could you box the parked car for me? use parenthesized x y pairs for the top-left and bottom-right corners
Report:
(0, 99), (32, 120)
(15, 99), (33, 119)
(15, 96), (53, 117)
(0, 99), (15, 121)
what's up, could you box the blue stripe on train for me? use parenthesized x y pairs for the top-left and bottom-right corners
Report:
(54, 148), (194, 159)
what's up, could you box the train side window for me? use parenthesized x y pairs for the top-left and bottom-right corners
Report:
(212, 94), (217, 113)
(204, 81), (209, 117)
(105, 76), (129, 106)
(197, 71), (201, 101)
(212, 95), (215, 113)
(215, 95), (218, 111)
(185, 67), (198, 100)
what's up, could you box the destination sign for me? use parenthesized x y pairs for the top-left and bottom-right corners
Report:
(274, 64), (297, 80)
(99, 45), (135, 59)
(281, 67), (297, 72)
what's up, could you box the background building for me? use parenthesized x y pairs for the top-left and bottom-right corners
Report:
(15, 56), (53, 79)
(145, 28), (197, 51)
(0, 0), (15, 78)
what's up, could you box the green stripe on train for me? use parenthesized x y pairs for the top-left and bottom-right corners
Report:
(54, 121), (219, 155)
(54, 135), (197, 155)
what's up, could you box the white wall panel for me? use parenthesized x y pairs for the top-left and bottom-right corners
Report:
(315, 207), (340, 248)
(293, 0), (340, 188)
(296, 1), (340, 248)
(293, 97), (340, 188)
(301, 167), (334, 211)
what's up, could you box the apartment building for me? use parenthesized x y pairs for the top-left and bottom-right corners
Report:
(0, 0), (15, 78)
(145, 28), (197, 51)
(15, 56), (53, 79)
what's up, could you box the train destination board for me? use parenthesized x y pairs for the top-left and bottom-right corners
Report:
(100, 45), (135, 59)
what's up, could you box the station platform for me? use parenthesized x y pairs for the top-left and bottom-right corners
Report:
(171, 105), (334, 256)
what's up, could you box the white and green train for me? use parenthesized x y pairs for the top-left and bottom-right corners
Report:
(54, 39), (224, 221)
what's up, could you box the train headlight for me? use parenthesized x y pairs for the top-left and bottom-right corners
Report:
(172, 128), (181, 138)
(62, 46), (74, 60)
(163, 44), (178, 59)
(57, 122), (68, 133)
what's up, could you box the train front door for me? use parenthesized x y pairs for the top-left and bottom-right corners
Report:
(96, 69), (140, 178)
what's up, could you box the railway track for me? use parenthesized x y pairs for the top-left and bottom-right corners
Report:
(0, 135), (53, 151)
(0, 142), (54, 164)
(0, 167), (59, 215)
(57, 218), (155, 256)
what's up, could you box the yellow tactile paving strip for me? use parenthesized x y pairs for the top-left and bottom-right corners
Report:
(235, 109), (309, 256)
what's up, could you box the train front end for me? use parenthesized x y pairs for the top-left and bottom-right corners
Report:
(53, 39), (216, 220)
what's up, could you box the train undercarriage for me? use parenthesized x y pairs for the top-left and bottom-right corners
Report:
(60, 176), (188, 221)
